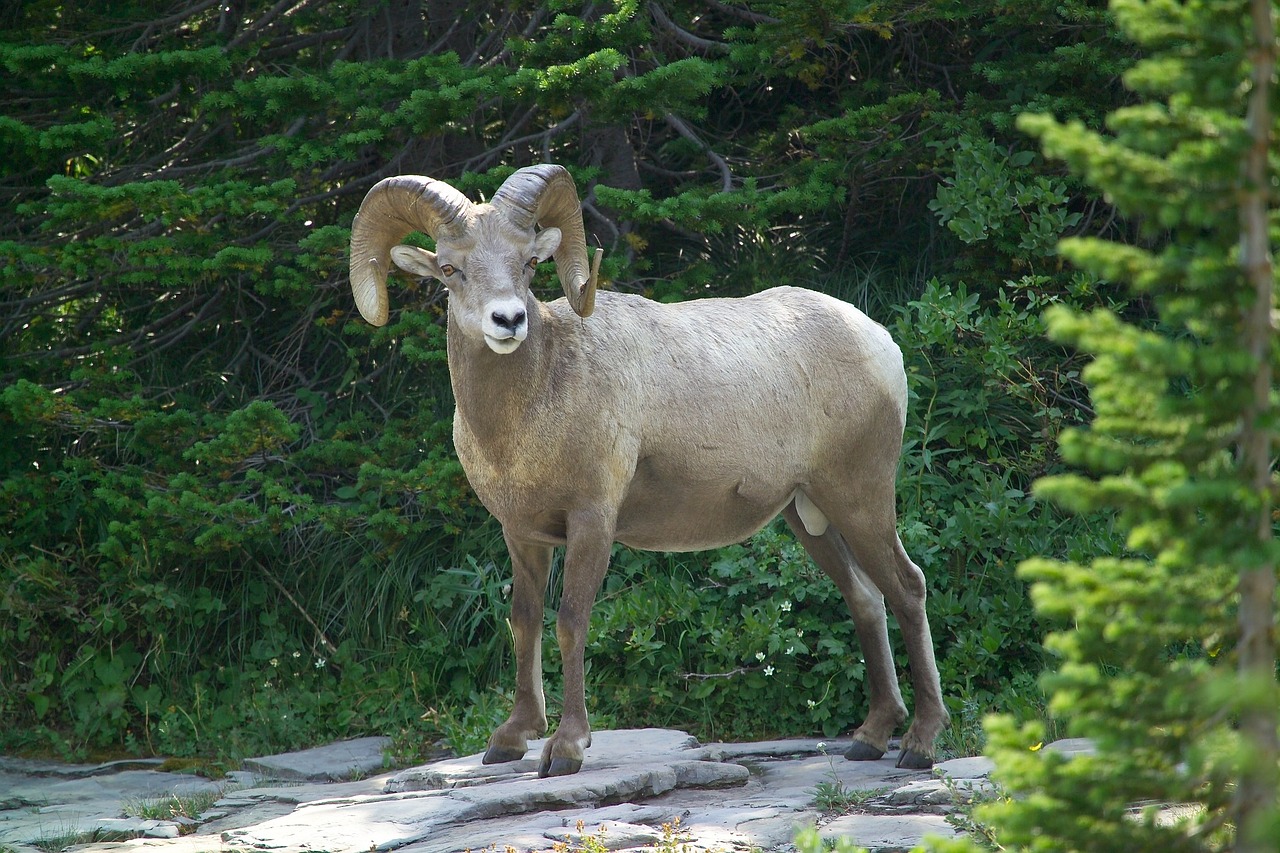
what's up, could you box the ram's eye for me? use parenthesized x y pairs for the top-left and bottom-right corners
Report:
(526, 257), (539, 270)
(440, 264), (457, 277)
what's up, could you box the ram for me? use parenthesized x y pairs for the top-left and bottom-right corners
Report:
(348, 164), (948, 777)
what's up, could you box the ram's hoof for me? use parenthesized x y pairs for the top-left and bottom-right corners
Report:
(843, 740), (886, 762)
(539, 756), (582, 777)
(482, 744), (526, 765)
(895, 748), (934, 770)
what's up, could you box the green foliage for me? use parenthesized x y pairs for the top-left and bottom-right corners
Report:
(1, 0), (1134, 762)
(949, 1), (1280, 851)
(930, 136), (1081, 267)
(894, 278), (1122, 725)
(588, 524), (866, 741)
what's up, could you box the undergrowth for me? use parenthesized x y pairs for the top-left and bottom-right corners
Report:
(1, 276), (1112, 762)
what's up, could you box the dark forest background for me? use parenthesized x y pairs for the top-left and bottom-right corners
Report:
(1, 0), (1135, 762)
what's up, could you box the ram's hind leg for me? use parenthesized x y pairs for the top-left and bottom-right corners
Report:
(826, 502), (949, 770)
(782, 503), (907, 762)
(483, 536), (552, 765)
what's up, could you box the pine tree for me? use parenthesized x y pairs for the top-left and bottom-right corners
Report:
(938, 1), (1280, 849)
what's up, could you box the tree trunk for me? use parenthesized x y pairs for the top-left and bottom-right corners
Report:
(1234, 1), (1278, 850)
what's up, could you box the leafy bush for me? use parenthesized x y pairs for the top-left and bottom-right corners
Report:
(0, 350), (502, 757)
(0, 0), (1135, 761)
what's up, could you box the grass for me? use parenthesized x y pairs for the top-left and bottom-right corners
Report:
(936, 699), (989, 761)
(812, 780), (890, 815)
(122, 785), (230, 823)
(810, 741), (891, 816)
(934, 684), (1068, 763)
(25, 785), (234, 852)
(31, 827), (132, 853)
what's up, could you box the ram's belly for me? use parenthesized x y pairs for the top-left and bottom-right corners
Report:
(612, 460), (797, 552)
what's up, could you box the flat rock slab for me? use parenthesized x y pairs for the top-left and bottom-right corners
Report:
(241, 736), (393, 782)
(225, 729), (751, 852)
(0, 728), (1023, 853)
(820, 813), (957, 851)
(0, 765), (226, 850)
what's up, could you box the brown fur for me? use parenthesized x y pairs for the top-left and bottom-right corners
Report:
(352, 174), (949, 777)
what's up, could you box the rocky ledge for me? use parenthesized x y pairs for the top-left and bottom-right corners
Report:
(1, 728), (1015, 853)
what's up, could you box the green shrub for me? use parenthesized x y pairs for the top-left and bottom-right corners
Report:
(0, 0), (1134, 761)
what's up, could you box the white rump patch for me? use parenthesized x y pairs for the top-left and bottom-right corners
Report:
(793, 490), (829, 537)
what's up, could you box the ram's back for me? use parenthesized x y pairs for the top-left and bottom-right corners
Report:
(554, 286), (907, 551)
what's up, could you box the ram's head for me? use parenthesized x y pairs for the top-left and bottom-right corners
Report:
(348, 164), (602, 353)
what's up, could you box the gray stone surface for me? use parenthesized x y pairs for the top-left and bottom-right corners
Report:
(0, 762), (226, 853)
(819, 814), (957, 851)
(932, 756), (995, 779)
(0, 729), (1015, 853)
(239, 736), (393, 782)
(1043, 737), (1096, 758)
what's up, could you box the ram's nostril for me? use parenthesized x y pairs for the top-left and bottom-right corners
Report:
(491, 309), (527, 330)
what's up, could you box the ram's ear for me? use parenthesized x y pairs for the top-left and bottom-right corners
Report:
(532, 226), (562, 260)
(390, 245), (445, 280)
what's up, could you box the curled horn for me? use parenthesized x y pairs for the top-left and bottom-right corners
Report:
(348, 176), (473, 326)
(491, 164), (603, 318)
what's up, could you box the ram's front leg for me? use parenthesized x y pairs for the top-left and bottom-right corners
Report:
(539, 510), (614, 777)
(483, 537), (553, 765)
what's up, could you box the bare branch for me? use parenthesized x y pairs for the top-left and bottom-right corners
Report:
(706, 0), (778, 25)
(665, 113), (733, 193)
(649, 3), (728, 55)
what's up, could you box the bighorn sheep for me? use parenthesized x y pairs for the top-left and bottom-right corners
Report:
(348, 164), (949, 777)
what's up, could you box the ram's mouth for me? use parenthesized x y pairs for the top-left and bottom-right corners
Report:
(484, 334), (523, 355)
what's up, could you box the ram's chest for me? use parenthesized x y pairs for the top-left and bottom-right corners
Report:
(452, 413), (638, 529)
(454, 421), (538, 511)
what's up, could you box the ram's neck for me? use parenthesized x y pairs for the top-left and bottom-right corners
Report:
(447, 300), (557, 449)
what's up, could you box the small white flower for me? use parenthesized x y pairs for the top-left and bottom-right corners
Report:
(780, 600), (792, 612)
(292, 651), (301, 659)
(315, 658), (326, 669)
(763, 665), (775, 676)
(808, 700), (819, 710)
(785, 646), (795, 655)
(797, 630), (804, 637)
(755, 651), (766, 662)
(270, 658), (279, 667)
